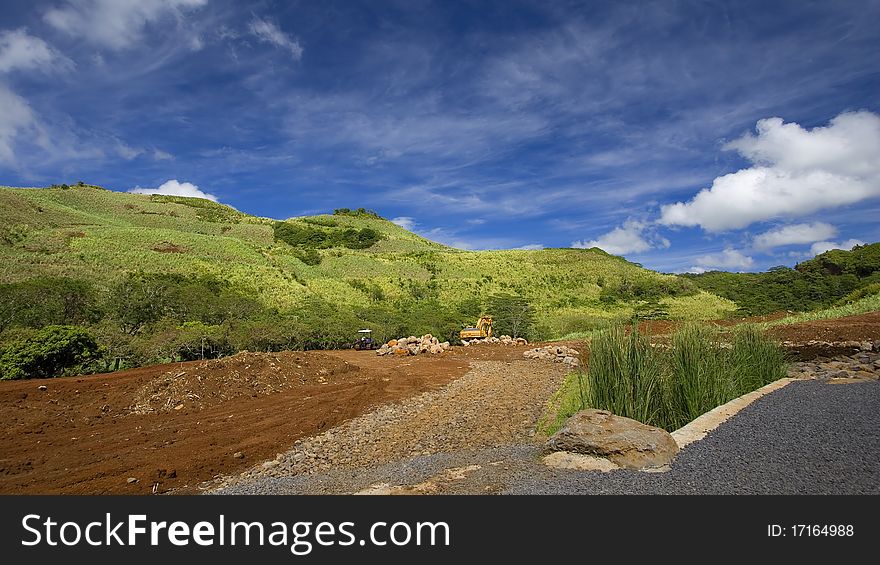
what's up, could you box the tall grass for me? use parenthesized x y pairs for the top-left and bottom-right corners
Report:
(544, 323), (788, 433)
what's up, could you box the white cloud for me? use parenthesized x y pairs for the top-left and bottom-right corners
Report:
(129, 179), (217, 201)
(152, 149), (174, 161)
(809, 239), (865, 256)
(0, 28), (70, 74)
(249, 18), (303, 60)
(44, 0), (207, 50)
(572, 219), (669, 256)
(692, 248), (755, 272)
(390, 216), (416, 231)
(752, 222), (837, 250)
(660, 111), (880, 231)
(0, 85), (40, 165)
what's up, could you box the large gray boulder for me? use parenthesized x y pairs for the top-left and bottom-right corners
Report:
(545, 409), (679, 469)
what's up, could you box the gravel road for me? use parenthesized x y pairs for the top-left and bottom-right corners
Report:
(213, 359), (568, 493)
(217, 375), (879, 495)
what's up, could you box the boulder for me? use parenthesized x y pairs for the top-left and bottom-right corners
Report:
(387, 339), (398, 347)
(393, 347), (410, 356)
(545, 409), (679, 470)
(440, 341), (450, 350)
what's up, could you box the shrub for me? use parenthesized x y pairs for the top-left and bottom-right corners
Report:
(273, 222), (382, 250)
(0, 325), (102, 380)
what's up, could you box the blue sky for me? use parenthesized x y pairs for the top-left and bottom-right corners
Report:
(1, 0), (879, 273)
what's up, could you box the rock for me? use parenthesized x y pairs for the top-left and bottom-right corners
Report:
(545, 409), (679, 469)
(387, 339), (398, 347)
(127, 477), (138, 484)
(38, 385), (47, 391)
(393, 347), (410, 356)
(233, 451), (244, 459)
(440, 341), (450, 350)
(859, 342), (873, 351)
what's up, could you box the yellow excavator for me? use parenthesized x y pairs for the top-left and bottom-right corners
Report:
(460, 316), (493, 340)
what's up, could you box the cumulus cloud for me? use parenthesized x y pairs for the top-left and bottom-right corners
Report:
(0, 28), (70, 74)
(390, 216), (416, 231)
(130, 179), (217, 201)
(809, 239), (865, 256)
(572, 219), (669, 256)
(660, 111), (880, 232)
(44, 0), (207, 50)
(752, 222), (838, 250)
(691, 248), (755, 272)
(249, 18), (303, 60)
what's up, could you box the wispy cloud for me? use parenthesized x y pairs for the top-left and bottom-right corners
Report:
(249, 18), (303, 60)
(44, 0), (207, 50)
(0, 28), (72, 74)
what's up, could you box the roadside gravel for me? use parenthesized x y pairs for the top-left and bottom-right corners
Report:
(214, 360), (568, 493)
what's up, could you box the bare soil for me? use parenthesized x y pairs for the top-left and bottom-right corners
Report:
(0, 349), (468, 494)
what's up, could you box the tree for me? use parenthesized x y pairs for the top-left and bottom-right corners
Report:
(0, 326), (102, 380)
(487, 294), (535, 339)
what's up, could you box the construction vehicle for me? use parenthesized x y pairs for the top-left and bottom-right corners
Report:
(460, 316), (493, 340)
(352, 329), (380, 350)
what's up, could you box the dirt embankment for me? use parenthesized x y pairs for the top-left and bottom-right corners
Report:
(0, 350), (468, 495)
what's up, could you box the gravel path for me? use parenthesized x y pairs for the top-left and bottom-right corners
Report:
(217, 376), (879, 495)
(213, 360), (568, 493)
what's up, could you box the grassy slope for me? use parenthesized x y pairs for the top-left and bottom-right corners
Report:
(0, 186), (735, 332)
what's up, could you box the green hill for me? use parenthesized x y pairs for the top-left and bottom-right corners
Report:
(682, 242), (880, 316)
(0, 184), (735, 376)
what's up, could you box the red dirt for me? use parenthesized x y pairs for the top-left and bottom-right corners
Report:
(0, 349), (469, 495)
(767, 311), (880, 343)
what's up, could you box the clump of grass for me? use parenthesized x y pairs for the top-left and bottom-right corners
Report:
(543, 322), (788, 433)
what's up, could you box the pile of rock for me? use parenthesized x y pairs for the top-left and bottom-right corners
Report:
(376, 334), (451, 356)
(462, 335), (528, 346)
(787, 349), (880, 382)
(781, 339), (877, 352)
(523, 345), (581, 367)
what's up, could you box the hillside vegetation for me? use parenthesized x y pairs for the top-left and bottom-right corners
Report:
(683, 243), (880, 316)
(0, 184), (735, 377)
